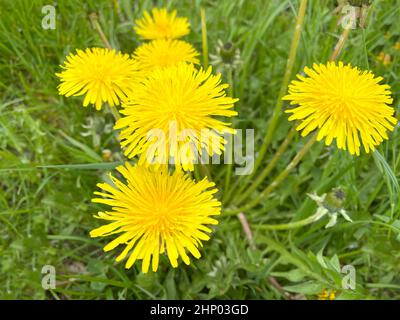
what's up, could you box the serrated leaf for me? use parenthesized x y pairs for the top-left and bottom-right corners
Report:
(329, 255), (341, 273)
(271, 269), (307, 282)
(316, 249), (327, 269)
(283, 281), (325, 294)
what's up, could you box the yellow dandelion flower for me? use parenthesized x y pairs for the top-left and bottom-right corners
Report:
(134, 7), (190, 40)
(90, 162), (221, 273)
(134, 39), (199, 72)
(377, 51), (391, 66)
(56, 48), (141, 110)
(283, 61), (397, 155)
(115, 63), (238, 171)
(394, 42), (400, 51)
(317, 289), (336, 300)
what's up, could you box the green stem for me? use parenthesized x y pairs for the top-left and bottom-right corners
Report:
(226, 0), (307, 205)
(233, 127), (296, 206)
(252, 0), (307, 175)
(223, 68), (234, 202)
(361, 29), (369, 69)
(193, 165), (201, 181)
(329, 25), (350, 62)
(252, 209), (327, 231)
(225, 134), (316, 215)
(89, 13), (112, 50)
(227, 13), (352, 206)
(200, 8), (209, 69)
(200, 163), (211, 180)
(109, 104), (121, 121)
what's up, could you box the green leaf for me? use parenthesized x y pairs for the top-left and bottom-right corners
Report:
(271, 269), (307, 282)
(329, 255), (341, 274)
(60, 131), (102, 162)
(283, 281), (325, 295)
(38, 162), (122, 170)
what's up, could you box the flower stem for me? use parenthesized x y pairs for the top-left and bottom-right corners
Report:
(227, 16), (352, 207)
(252, 209), (327, 231)
(225, 134), (316, 215)
(329, 25), (351, 61)
(233, 127), (296, 206)
(89, 13), (112, 50)
(225, 0), (307, 205)
(108, 105), (121, 121)
(200, 163), (212, 180)
(252, 0), (308, 176)
(223, 68), (234, 202)
(194, 165), (201, 181)
(200, 8), (209, 69)
(237, 212), (256, 249)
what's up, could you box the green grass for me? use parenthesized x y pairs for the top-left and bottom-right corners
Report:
(0, 0), (399, 299)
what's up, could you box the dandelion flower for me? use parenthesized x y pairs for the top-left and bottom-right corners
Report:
(115, 63), (238, 171)
(283, 62), (397, 155)
(134, 39), (199, 72)
(90, 162), (221, 273)
(317, 289), (336, 300)
(377, 51), (391, 66)
(134, 8), (190, 40)
(56, 48), (141, 110)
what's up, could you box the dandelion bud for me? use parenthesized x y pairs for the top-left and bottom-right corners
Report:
(210, 40), (242, 71)
(326, 188), (346, 210)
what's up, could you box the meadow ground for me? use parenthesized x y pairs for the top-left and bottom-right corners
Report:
(0, 0), (399, 299)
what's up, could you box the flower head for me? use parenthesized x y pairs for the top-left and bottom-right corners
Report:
(307, 191), (352, 229)
(210, 40), (242, 72)
(283, 62), (397, 155)
(134, 39), (199, 72)
(90, 162), (221, 273)
(377, 51), (391, 66)
(134, 8), (189, 40)
(318, 289), (337, 300)
(56, 48), (141, 110)
(115, 63), (238, 171)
